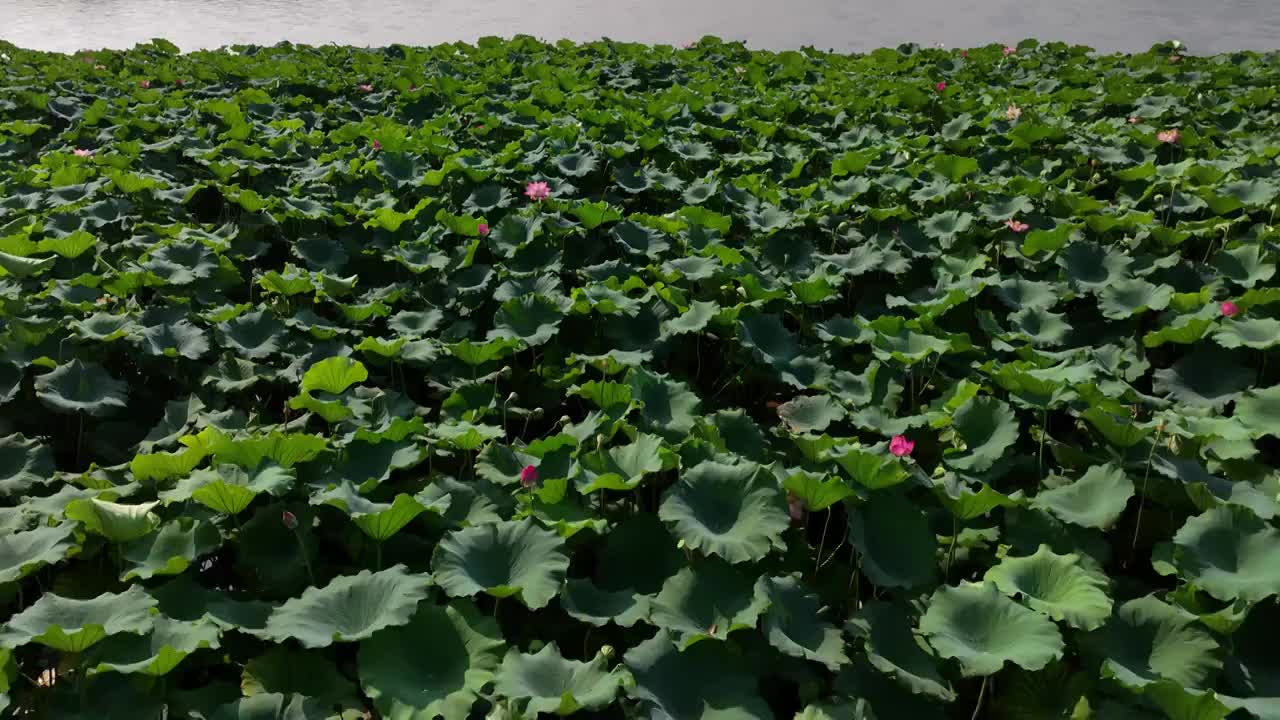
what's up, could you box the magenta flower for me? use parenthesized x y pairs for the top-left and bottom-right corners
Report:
(889, 435), (915, 457)
(1157, 128), (1181, 144)
(1221, 301), (1240, 318)
(477, 222), (490, 236)
(372, 140), (381, 151)
(139, 79), (151, 89)
(281, 510), (299, 530)
(1003, 45), (1017, 57)
(524, 181), (551, 201)
(358, 83), (373, 93)
(935, 81), (947, 93)
(787, 492), (805, 522)
(520, 464), (538, 487)
(960, 50), (968, 58)
(1005, 218), (1030, 233)
(72, 148), (94, 158)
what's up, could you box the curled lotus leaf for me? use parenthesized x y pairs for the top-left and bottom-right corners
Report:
(945, 396), (1020, 473)
(0, 585), (156, 652)
(35, 359), (128, 416)
(847, 600), (955, 701)
(1172, 505), (1280, 603)
(983, 544), (1114, 630)
(624, 631), (772, 720)
(846, 491), (937, 589)
(761, 574), (848, 670)
(0, 522), (77, 584)
(0, 433), (56, 497)
(432, 519), (569, 609)
(263, 565), (432, 648)
(65, 498), (160, 543)
(87, 616), (220, 676)
(358, 601), (504, 720)
(1030, 464), (1135, 530)
(312, 481), (446, 540)
(658, 459), (789, 564)
(1090, 595), (1221, 689)
(920, 581), (1065, 677)
(494, 642), (624, 716)
(121, 517), (222, 581)
(649, 558), (770, 648)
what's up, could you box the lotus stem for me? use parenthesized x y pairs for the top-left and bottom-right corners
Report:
(945, 516), (959, 580)
(1037, 409), (1047, 477)
(1130, 423), (1165, 560)
(75, 412), (84, 469)
(970, 675), (989, 720)
(375, 541), (383, 571)
(292, 529), (316, 587)
(813, 509), (831, 575)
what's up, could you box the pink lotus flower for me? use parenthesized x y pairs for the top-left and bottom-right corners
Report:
(139, 79), (150, 88)
(1006, 104), (1022, 120)
(1169, 54), (1182, 63)
(371, 140), (381, 151)
(358, 84), (373, 93)
(1221, 301), (1240, 318)
(520, 464), (538, 487)
(960, 50), (968, 58)
(1157, 128), (1181, 144)
(95, 294), (113, 305)
(73, 148), (94, 158)
(477, 222), (490, 236)
(889, 435), (915, 457)
(281, 510), (299, 530)
(1128, 116), (1140, 124)
(1003, 46), (1017, 57)
(1005, 218), (1030, 233)
(524, 181), (551, 201)
(787, 492), (805, 522)
(175, 79), (184, 86)
(409, 84), (417, 91)
(935, 81), (947, 93)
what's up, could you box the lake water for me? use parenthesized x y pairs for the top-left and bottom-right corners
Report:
(2, 0), (1278, 55)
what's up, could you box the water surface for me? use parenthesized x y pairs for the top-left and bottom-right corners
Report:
(2, 0), (1277, 54)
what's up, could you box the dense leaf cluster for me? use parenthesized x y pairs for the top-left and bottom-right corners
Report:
(1, 34), (1279, 719)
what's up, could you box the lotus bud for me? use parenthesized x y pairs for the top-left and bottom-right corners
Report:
(1153, 193), (1164, 203)
(597, 644), (615, 659)
(281, 510), (299, 530)
(520, 464), (538, 487)
(531, 407), (544, 418)
(505, 392), (518, 404)
(595, 434), (606, 450)
(1167, 434), (1182, 453)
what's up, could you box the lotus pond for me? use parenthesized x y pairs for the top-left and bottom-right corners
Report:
(1, 35), (1280, 720)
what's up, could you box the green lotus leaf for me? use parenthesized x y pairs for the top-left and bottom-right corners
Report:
(1091, 595), (1221, 689)
(334, 437), (429, 485)
(783, 469), (855, 511)
(159, 462), (295, 515)
(0, 522), (76, 584)
(313, 481), (439, 540)
(1081, 408), (1153, 448)
(65, 498), (160, 543)
(846, 490), (937, 589)
(263, 565), (432, 648)
(130, 446), (208, 483)
(930, 475), (1021, 520)
(761, 574), (847, 670)
(141, 319), (209, 359)
(1098, 279), (1174, 319)
(921, 210), (974, 243)
(830, 444), (910, 490)
(121, 517), (221, 580)
(88, 616), (219, 676)
(202, 356), (273, 393)
(984, 545), (1112, 630)
(576, 431), (669, 494)
(559, 578), (650, 628)
(920, 582), (1064, 677)
(432, 519), (569, 609)
(0, 433), (55, 496)
(1213, 245), (1276, 288)
(242, 645), (362, 706)
(649, 558), (770, 648)
(611, 221), (670, 257)
(300, 356), (368, 394)
(190, 693), (338, 720)
(1234, 384), (1280, 438)
(0, 585), (156, 652)
(945, 396), (1020, 472)
(143, 240), (218, 284)
(495, 642), (623, 715)
(1152, 348), (1254, 409)
(359, 601), (503, 720)
(1059, 241), (1131, 290)
(487, 295), (566, 347)
(1172, 504), (1280, 603)
(627, 367), (701, 438)
(658, 459), (788, 564)
(35, 359), (128, 416)
(1030, 464), (1134, 529)
(0, 250), (55, 278)
(624, 631), (772, 720)
(776, 394), (845, 433)
(597, 514), (685, 594)
(218, 309), (288, 359)
(71, 312), (137, 342)
(847, 600), (955, 701)
(1213, 317), (1280, 349)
